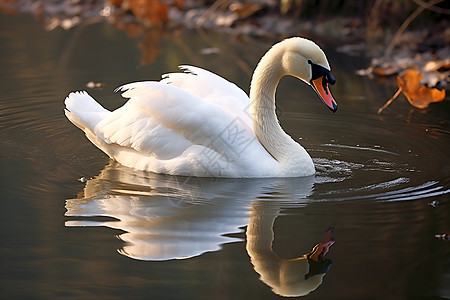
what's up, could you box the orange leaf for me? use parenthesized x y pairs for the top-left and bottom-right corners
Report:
(175, 0), (184, 10)
(396, 69), (445, 109)
(129, 0), (168, 26)
(374, 67), (388, 76)
(138, 29), (162, 65)
(109, 0), (123, 7)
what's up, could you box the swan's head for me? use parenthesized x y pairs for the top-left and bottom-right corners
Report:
(279, 37), (338, 112)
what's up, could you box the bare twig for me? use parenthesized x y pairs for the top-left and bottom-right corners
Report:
(196, 0), (230, 28)
(378, 87), (403, 114)
(411, 0), (450, 14)
(384, 0), (445, 57)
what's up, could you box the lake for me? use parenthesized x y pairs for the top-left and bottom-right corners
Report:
(1, 12), (449, 299)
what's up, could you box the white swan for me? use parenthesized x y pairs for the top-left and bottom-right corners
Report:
(64, 37), (337, 177)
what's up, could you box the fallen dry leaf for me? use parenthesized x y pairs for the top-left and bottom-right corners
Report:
(109, 0), (123, 7)
(378, 69), (446, 114)
(175, 0), (184, 10)
(397, 69), (445, 109)
(137, 29), (163, 65)
(129, 0), (168, 26)
(109, 0), (169, 26)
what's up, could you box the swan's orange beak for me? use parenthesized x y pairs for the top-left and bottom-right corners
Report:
(311, 76), (338, 112)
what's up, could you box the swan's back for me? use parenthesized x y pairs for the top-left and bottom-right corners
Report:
(161, 66), (252, 128)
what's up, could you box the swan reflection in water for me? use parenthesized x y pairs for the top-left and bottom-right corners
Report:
(65, 162), (334, 297)
(247, 202), (334, 297)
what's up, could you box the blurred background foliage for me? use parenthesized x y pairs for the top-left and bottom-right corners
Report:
(1, 0), (448, 95)
(1, 0), (448, 39)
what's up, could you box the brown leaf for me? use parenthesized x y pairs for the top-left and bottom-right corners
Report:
(397, 69), (446, 109)
(129, 0), (168, 26)
(109, 0), (124, 7)
(0, 0), (21, 14)
(374, 62), (401, 76)
(121, 22), (143, 38)
(175, 0), (184, 10)
(374, 67), (389, 76)
(138, 29), (163, 65)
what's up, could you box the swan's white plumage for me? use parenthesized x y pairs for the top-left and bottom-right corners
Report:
(66, 67), (275, 177)
(65, 37), (335, 177)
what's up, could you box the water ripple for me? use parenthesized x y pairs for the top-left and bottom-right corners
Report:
(375, 181), (449, 202)
(320, 143), (399, 155)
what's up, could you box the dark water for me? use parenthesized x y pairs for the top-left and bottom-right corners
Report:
(1, 13), (449, 299)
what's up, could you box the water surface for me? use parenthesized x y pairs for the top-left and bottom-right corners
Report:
(1, 13), (449, 299)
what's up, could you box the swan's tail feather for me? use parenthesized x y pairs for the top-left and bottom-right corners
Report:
(64, 91), (109, 132)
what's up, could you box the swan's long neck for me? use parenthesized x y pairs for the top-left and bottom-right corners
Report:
(249, 47), (297, 161)
(246, 201), (281, 282)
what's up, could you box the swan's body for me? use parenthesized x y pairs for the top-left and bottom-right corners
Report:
(65, 37), (337, 178)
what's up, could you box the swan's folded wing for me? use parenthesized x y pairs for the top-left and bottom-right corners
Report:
(160, 65), (252, 128)
(94, 105), (193, 160)
(95, 81), (253, 159)
(105, 81), (256, 159)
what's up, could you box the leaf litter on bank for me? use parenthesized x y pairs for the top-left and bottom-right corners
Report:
(355, 0), (449, 113)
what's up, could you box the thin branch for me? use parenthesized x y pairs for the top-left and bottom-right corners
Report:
(378, 87), (403, 114)
(384, 0), (444, 58)
(411, 0), (450, 14)
(196, 0), (229, 28)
